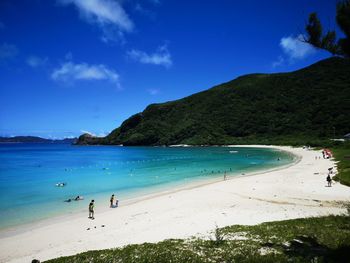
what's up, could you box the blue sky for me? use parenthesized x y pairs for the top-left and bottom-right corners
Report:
(0, 0), (339, 138)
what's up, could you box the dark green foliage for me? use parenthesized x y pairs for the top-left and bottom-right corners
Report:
(332, 142), (350, 186)
(77, 58), (350, 146)
(337, 0), (350, 38)
(305, 0), (350, 57)
(45, 215), (350, 263)
(337, 0), (350, 57)
(305, 14), (339, 55)
(212, 225), (225, 246)
(321, 31), (339, 55)
(76, 133), (107, 145)
(306, 13), (323, 47)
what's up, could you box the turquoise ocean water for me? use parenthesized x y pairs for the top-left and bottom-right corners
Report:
(0, 143), (295, 229)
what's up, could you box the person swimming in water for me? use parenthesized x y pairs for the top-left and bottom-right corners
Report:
(75, 195), (83, 201)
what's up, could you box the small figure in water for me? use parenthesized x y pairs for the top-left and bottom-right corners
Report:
(89, 200), (95, 219)
(224, 171), (227, 181)
(75, 195), (83, 201)
(327, 174), (332, 187)
(277, 157), (280, 161)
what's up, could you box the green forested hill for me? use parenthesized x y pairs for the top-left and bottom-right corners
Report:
(77, 57), (350, 146)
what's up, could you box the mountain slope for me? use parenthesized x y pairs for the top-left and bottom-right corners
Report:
(0, 136), (77, 144)
(77, 57), (350, 146)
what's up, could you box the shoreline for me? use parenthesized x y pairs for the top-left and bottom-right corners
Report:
(0, 145), (349, 263)
(0, 146), (297, 235)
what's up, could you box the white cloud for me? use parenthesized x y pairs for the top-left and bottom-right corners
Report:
(26, 56), (48, 67)
(51, 61), (120, 88)
(80, 130), (96, 136)
(271, 56), (285, 68)
(58, 0), (133, 42)
(80, 130), (108, 137)
(147, 88), (160, 95)
(127, 45), (172, 68)
(280, 34), (315, 60)
(98, 131), (109, 137)
(0, 43), (18, 61)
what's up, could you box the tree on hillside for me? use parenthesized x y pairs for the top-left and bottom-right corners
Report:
(303, 0), (350, 58)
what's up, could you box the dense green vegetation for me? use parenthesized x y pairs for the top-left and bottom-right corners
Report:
(304, 0), (350, 57)
(332, 142), (350, 186)
(77, 57), (350, 146)
(45, 215), (350, 263)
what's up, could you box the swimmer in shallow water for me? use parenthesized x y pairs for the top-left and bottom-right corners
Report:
(75, 195), (84, 201)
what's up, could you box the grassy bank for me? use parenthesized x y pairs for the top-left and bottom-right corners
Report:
(45, 215), (350, 263)
(332, 142), (350, 186)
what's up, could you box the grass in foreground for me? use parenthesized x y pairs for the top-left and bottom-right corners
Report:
(45, 215), (350, 263)
(332, 143), (350, 186)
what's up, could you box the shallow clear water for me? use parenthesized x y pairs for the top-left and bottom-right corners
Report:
(0, 143), (295, 229)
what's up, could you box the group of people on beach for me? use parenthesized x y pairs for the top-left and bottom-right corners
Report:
(87, 194), (119, 220)
(314, 149), (334, 187)
(318, 149), (334, 187)
(322, 149), (332, 159)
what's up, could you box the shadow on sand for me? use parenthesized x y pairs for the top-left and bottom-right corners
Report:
(275, 235), (350, 262)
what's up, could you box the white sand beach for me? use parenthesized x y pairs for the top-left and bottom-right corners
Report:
(0, 146), (349, 263)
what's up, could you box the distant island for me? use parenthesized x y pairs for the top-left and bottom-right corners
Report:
(0, 136), (77, 144)
(77, 57), (350, 146)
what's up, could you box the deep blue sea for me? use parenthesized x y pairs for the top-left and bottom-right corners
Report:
(0, 143), (295, 229)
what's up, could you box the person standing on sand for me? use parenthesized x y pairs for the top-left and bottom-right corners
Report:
(110, 194), (114, 207)
(89, 200), (95, 219)
(327, 174), (332, 187)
